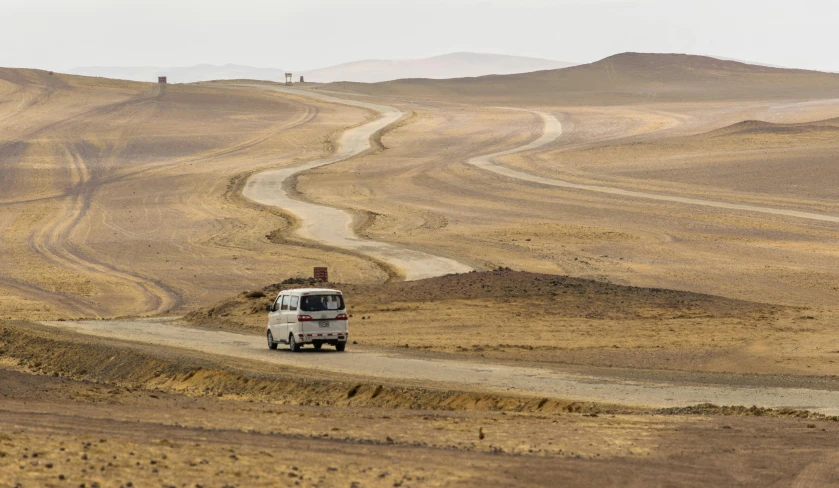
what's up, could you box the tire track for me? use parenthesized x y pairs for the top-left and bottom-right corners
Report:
(0, 94), (319, 209)
(26, 132), (180, 316)
(15, 86), (321, 317)
(21, 85), (181, 316)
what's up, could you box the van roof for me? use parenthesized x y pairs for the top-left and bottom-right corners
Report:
(283, 288), (342, 295)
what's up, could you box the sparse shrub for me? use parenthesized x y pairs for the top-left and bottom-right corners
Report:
(280, 277), (323, 286)
(245, 291), (265, 299)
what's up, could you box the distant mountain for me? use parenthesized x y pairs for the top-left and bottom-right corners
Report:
(67, 64), (289, 83)
(321, 53), (839, 105)
(66, 53), (575, 84)
(299, 52), (576, 83)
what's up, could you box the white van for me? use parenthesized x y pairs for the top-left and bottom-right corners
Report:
(266, 288), (348, 352)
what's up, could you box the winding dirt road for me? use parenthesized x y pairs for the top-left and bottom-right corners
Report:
(243, 86), (473, 280)
(245, 89), (836, 287)
(41, 318), (839, 415)
(470, 110), (839, 223)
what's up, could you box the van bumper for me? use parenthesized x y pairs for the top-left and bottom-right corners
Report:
(298, 332), (347, 344)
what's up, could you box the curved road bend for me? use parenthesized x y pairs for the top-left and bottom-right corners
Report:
(41, 319), (839, 415)
(469, 110), (839, 224)
(242, 86), (472, 280)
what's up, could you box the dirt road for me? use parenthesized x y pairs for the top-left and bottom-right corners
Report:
(470, 110), (839, 223)
(243, 86), (473, 280)
(41, 318), (839, 415)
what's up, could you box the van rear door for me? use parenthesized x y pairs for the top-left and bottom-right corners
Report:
(300, 294), (347, 336)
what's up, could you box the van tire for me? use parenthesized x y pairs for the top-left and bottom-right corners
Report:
(335, 342), (346, 352)
(267, 331), (277, 350)
(313, 343), (323, 350)
(289, 335), (301, 352)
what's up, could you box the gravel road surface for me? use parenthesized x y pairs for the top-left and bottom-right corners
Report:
(41, 319), (839, 415)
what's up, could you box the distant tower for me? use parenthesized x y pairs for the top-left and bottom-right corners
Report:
(158, 76), (167, 84)
(300, 75), (305, 83)
(285, 73), (293, 86)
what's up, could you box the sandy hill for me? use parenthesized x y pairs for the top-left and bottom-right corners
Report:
(185, 270), (777, 333)
(708, 117), (839, 136)
(300, 52), (575, 83)
(319, 53), (839, 105)
(0, 67), (380, 319)
(67, 64), (290, 84)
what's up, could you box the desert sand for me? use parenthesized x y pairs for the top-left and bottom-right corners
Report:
(4, 53), (839, 485)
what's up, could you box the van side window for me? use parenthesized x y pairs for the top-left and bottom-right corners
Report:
(289, 296), (299, 311)
(272, 295), (282, 312)
(280, 295), (289, 311)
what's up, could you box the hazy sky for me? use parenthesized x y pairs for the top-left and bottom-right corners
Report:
(3, 0), (838, 72)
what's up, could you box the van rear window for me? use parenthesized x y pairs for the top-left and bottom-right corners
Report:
(300, 295), (345, 312)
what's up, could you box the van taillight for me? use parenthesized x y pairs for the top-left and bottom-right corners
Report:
(297, 315), (313, 322)
(335, 314), (348, 321)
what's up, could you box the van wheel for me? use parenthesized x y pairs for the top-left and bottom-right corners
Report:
(267, 331), (277, 350)
(289, 335), (301, 352)
(335, 342), (346, 352)
(313, 343), (323, 350)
